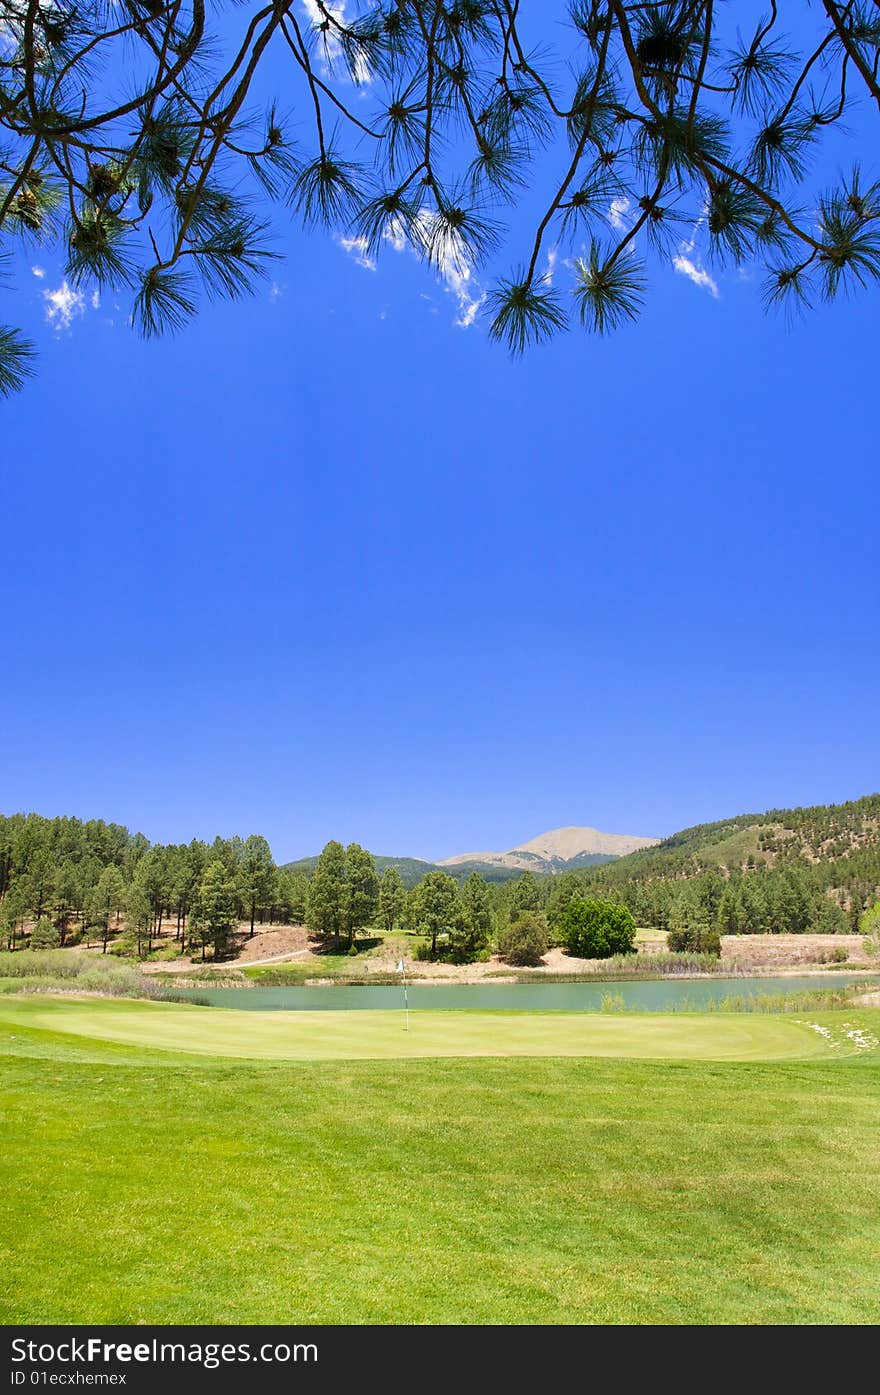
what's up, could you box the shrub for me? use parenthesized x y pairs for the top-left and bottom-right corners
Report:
(496, 913), (549, 967)
(0, 949), (163, 998)
(667, 925), (722, 956)
(561, 899), (636, 960)
(29, 918), (60, 950)
(147, 944), (183, 962)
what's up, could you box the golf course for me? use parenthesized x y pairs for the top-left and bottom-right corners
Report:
(2, 993), (879, 1325)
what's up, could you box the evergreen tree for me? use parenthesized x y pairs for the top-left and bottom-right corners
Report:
(452, 872), (494, 961)
(190, 860), (239, 962)
(738, 878), (769, 935)
(546, 872), (586, 934)
(378, 866), (407, 936)
(1, 881), (29, 951)
(772, 869), (812, 935)
(508, 871), (542, 919)
(411, 872), (460, 960)
(344, 843), (379, 948)
(238, 835), (276, 938)
(30, 917), (60, 950)
(3, 3), (880, 394)
(125, 885), (154, 959)
(89, 865), (126, 953)
(306, 841), (349, 943)
(716, 881), (741, 936)
(810, 898), (850, 935)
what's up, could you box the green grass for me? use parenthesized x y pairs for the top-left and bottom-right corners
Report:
(0, 994), (860, 1061)
(1, 996), (878, 1324)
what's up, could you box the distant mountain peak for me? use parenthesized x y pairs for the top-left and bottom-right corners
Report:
(437, 824), (659, 874)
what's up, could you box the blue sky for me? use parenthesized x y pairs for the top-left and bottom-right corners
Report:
(2, 15), (878, 862)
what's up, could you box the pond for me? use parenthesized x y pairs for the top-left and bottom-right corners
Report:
(172, 973), (872, 1013)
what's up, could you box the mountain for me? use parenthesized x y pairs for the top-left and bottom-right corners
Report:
(282, 825), (658, 887)
(437, 825), (660, 875)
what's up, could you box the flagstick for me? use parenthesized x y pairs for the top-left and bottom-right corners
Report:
(403, 962), (409, 1033)
(396, 957), (410, 1031)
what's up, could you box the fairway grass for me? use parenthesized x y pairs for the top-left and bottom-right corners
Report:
(2, 998), (879, 1324)
(0, 995), (856, 1061)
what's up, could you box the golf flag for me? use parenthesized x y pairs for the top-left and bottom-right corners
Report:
(397, 959), (409, 1031)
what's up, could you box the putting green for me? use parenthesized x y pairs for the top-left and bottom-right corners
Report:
(0, 994), (855, 1061)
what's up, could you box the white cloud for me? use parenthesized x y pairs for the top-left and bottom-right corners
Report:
(544, 247), (558, 284)
(31, 265), (45, 279)
(443, 261), (485, 328)
(378, 211), (484, 329)
(382, 220), (407, 253)
(269, 281), (284, 301)
(91, 289), (100, 310)
(43, 280), (85, 331)
(608, 197), (632, 232)
(301, 1), (371, 84)
(672, 254), (719, 298)
(336, 205), (485, 330)
(336, 235), (376, 271)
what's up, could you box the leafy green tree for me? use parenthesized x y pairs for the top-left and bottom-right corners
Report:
(4, 3), (880, 395)
(379, 866), (407, 936)
(497, 912), (549, 967)
(344, 843), (380, 948)
(561, 898), (636, 960)
(190, 860), (239, 962)
(306, 841), (350, 943)
(860, 900), (880, 957)
(238, 835), (276, 938)
(410, 872), (460, 960)
(30, 917), (60, 950)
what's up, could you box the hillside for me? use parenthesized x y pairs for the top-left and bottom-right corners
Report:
(573, 793), (880, 933)
(601, 794), (880, 878)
